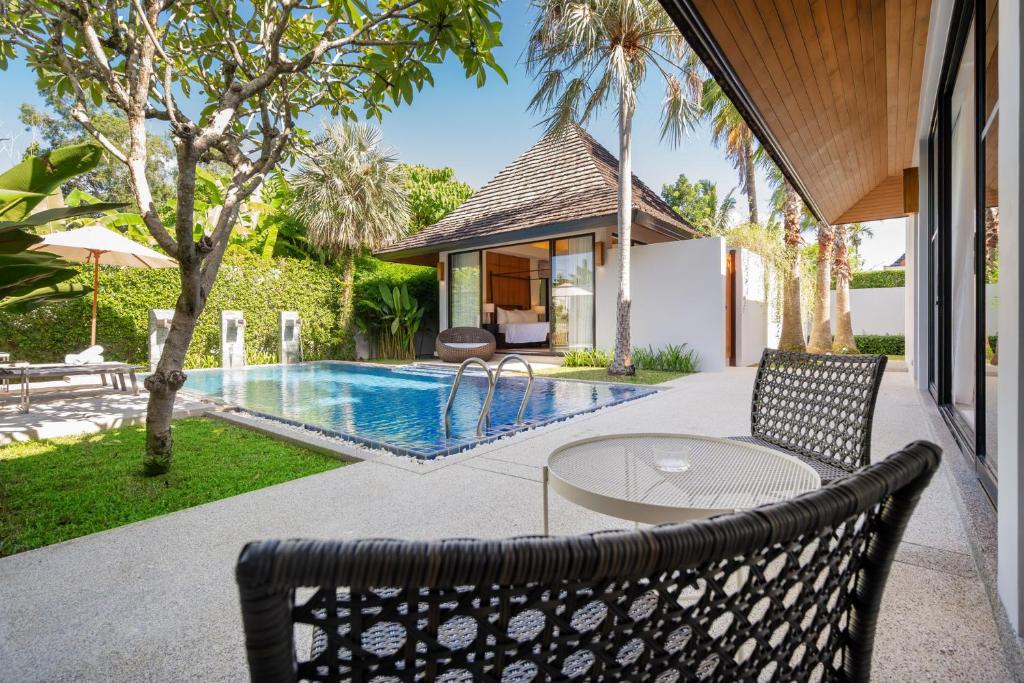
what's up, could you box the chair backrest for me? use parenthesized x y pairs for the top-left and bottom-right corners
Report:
(751, 349), (888, 473)
(438, 326), (496, 344)
(236, 441), (940, 683)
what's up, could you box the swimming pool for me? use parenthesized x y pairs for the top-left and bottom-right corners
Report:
(183, 361), (656, 459)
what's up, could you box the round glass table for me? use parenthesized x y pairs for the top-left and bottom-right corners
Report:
(543, 433), (821, 532)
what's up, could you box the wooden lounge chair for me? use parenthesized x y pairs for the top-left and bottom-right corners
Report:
(236, 441), (941, 682)
(435, 326), (496, 363)
(732, 348), (888, 483)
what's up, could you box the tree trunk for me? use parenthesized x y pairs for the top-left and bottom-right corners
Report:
(778, 182), (806, 351)
(143, 264), (206, 474)
(807, 222), (834, 353)
(609, 92), (635, 376)
(744, 136), (758, 225)
(336, 248), (357, 360)
(832, 223), (858, 353)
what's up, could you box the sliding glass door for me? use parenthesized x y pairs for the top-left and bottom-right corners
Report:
(550, 235), (595, 351)
(449, 251), (481, 328)
(927, 0), (998, 499)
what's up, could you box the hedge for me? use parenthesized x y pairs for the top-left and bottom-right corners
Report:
(847, 269), (905, 289)
(0, 250), (437, 368)
(853, 334), (904, 356)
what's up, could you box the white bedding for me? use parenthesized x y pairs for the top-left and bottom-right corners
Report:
(500, 322), (550, 344)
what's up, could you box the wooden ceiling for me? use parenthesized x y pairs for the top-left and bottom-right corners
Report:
(663, 0), (931, 225)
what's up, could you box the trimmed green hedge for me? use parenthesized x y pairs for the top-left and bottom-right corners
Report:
(853, 334), (905, 356)
(847, 269), (905, 289)
(0, 252), (438, 368)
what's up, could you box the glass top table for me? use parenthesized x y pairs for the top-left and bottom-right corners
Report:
(543, 433), (821, 531)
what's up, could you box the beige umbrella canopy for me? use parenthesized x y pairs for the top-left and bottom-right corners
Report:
(30, 225), (177, 345)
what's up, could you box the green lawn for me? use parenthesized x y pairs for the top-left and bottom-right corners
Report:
(0, 418), (344, 557)
(532, 366), (690, 385)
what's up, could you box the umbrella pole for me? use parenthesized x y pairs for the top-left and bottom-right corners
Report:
(91, 253), (99, 346)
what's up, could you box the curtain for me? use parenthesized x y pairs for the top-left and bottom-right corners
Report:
(552, 236), (594, 350)
(450, 251), (481, 328)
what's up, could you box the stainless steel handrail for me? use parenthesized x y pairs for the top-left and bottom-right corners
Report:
(487, 354), (534, 426)
(443, 357), (495, 438)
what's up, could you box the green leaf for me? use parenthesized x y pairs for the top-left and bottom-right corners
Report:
(0, 202), (127, 233)
(0, 228), (43, 255)
(0, 282), (92, 313)
(0, 143), (105, 220)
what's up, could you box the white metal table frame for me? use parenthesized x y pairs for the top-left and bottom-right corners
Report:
(543, 433), (822, 533)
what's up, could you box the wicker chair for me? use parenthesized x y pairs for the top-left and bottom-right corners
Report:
(435, 326), (496, 363)
(731, 348), (888, 483)
(236, 441), (940, 682)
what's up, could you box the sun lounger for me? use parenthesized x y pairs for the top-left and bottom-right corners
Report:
(0, 361), (140, 413)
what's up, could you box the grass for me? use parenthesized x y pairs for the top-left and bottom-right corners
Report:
(530, 366), (688, 385)
(0, 418), (344, 557)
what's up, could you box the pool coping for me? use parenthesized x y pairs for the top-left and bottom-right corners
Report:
(180, 360), (661, 461)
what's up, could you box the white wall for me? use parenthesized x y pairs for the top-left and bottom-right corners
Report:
(733, 248), (776, 367)
(829, 287), (906, 335)
(626, 237), (727, 372)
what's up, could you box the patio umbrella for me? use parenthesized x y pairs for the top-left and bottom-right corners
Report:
(30, 225), (177, 345)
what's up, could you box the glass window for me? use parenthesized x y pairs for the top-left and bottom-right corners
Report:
(551, 236), (595, 351)
(449, 251), (481, 328)
(948, 25), (977, 430)
(982, 0), (998, 473)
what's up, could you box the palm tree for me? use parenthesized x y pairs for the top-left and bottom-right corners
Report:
(703, 79), (759, 224)
(847, 221), (873, 270)
(833, 223), (858, 353)
(806, 219), (834, 353)
(766, 163), (806, 351)
(526, 0), (704, 375)
(291, 122), (410, 356)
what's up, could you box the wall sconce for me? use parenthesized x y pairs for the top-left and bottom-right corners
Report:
(595, 241), (605, 267)
(437, 261), (445, 282)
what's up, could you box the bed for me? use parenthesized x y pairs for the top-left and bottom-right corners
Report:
(496, 307), (549, 346)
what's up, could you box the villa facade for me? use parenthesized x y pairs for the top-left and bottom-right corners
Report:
(378, 125), (737, 370)
(660, 0), (1024, 639)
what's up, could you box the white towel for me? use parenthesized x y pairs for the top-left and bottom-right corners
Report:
(65, 345), (105, 365)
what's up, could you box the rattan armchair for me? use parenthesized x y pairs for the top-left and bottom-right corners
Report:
(731, 348), (888, 483)
(236, 441), (941, 682)
(435, 326), (496, 363)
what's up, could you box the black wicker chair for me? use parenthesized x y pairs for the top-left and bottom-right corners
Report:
(236, 441), (940, 682)
(731, 349), (889, 483)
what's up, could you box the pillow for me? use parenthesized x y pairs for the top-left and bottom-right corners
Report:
(508, 309), (538, 323)
(496, 306), (509, 324)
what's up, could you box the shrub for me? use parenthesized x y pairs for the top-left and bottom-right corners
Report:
(562, 348), (613, 368)
(632, 344), (699, 373)
(0, 251), (338, 367)
(853, 334), (905, 356)
(846, 269), (905, 289)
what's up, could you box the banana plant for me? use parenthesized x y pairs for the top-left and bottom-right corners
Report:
(0, 143), (123, 313)
(359, 283), (425, 359)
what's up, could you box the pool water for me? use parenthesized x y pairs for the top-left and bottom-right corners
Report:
(184, 361), (656, 459)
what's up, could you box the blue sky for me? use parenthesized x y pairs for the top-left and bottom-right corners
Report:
(0, 2), (905, 268)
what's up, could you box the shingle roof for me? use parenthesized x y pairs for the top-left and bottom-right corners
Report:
(377, 125), (695, 256)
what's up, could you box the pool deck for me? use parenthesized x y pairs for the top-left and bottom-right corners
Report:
(0, 367), (1022, 680)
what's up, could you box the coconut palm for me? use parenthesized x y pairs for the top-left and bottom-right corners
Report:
(847, 221), (873, 270)
(833, 223), (858, 353)
(526, 0), (704, 375)
(766, 163), (806, 351)
(291, 122), (410, 356)
(703, 79), (759, 225)
(806, 220), (834, 353)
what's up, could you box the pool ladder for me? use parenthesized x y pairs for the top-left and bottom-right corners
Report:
(443, 355), (535, 438)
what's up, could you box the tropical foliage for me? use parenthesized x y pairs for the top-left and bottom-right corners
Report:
(403, 165), (474, 232)
(1, 0), (506, 472)
(527, 0), (704, 375)
(357, 283), (426, 360)
(0, 143), (121, 313)
(703, 79), (759, 224)
(660, 174), (735, 234)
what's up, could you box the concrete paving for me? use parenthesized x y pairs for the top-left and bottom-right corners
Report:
(0, 381), (208, 445)
(0, 368), (1020, 681)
